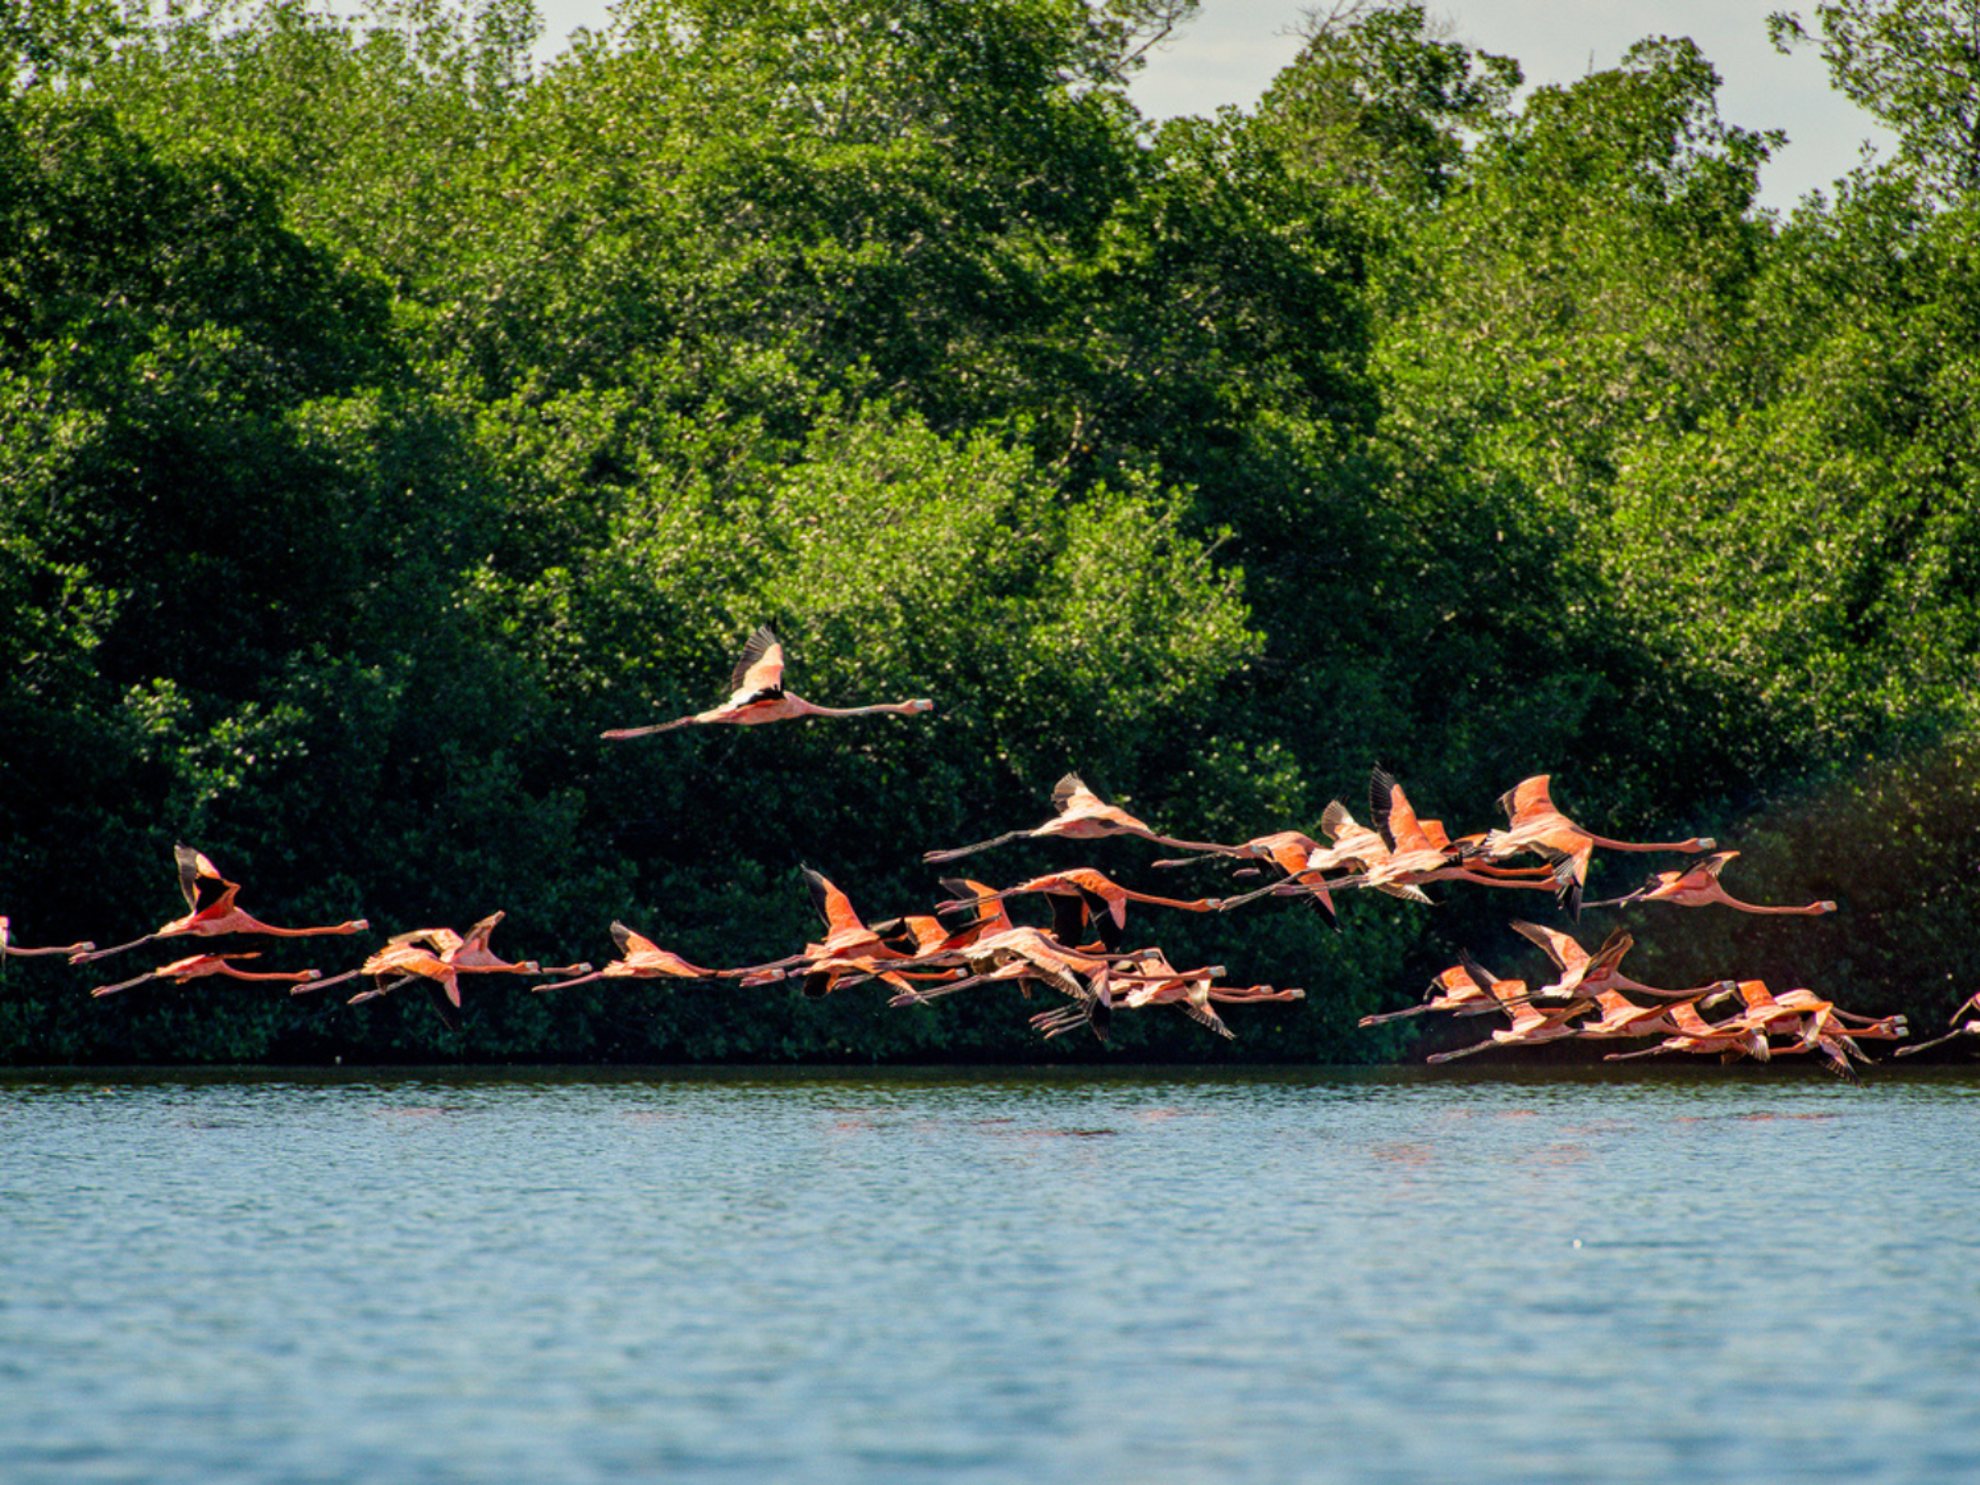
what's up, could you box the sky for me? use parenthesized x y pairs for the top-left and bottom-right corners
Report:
(532, 1), (1898, 212)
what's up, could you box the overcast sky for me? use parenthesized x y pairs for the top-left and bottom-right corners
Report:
(534, 0), (1897, 212)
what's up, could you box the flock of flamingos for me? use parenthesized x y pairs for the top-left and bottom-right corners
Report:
(6, 627), (1974, 1075)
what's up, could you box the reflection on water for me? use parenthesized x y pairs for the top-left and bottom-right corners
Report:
(3, 1065), (1977, 1484)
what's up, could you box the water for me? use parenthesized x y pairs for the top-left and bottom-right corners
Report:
(3, 1064), (1977, 1484)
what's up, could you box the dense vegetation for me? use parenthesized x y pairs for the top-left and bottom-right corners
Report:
(3, 0), (1976, 1065)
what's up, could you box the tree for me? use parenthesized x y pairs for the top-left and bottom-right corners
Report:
(1771, 0), (1980, 202)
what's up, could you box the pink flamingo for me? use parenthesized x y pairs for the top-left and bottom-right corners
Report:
(1585, 851), (1837, 915)
(1602, 1000), (1772, 1066)
(936, 866), (1220, 952)
(534, 922), (723, 992)
(74, 846), (368, 963)
(923, 774), (1237, 864)
(1423, 958), (1584, 1063)
(1509, 920), (1737, 1006)
(91, 952), (322, 997)
(602, 626), (933, 739)
(1160, 830), (1342, 929)
(1349, 766), (1564, 897)
(329, 913), (588, 1007)
(1467, 775), (1716, 918)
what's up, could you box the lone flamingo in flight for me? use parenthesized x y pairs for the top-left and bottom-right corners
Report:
(602, 626), (934, 739)
(73, 846), (368, 963)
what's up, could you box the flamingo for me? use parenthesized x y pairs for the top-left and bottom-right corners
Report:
(1509, 920), (1738, 1006)
(1, 916), (94, 958)
(602, 625), (933, 739)
(1584, 851), (1838, 915)
(1217, 802), (1432, 912)
(1601, 1000), (1772, 1066)
(1359, 960), (1508, 1026)
(922, 773), (1238, 864)
(1721, 981), (1904, 1036)
(904, 926), (1125, 1041)
(1103, 947), (1304, 1040)
(732, 868), (956, 996)
(1345, 766), (1564, 897)
(1157, 830), (1341, 929)
(73, 845), (369, 963)
(888, 922), (1144, 1045)
(90, 952), (323, 997)
(534, 923), (726, 992)
(1757, 994), (1907, 1078)
(1423, 959), (1584, 1063)
(1468, 775), (1716, 919)
(296, 929), (455, 1001)
(935, 867), (1221, 953)
(331, 913), (587, 1007)
(1570, 988), (1715, 1042)
(1110, 950), (1237, 1038)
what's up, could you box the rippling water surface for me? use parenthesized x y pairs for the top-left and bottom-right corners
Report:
(3, 1064), (1977, 1484)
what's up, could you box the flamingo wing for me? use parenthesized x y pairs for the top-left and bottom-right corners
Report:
(731, 626), (786, 698)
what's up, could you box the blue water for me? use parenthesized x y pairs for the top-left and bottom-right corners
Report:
(3, 1065), (1976, 1484)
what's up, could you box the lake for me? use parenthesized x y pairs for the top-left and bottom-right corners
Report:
(3, 1063), (1976, 1484)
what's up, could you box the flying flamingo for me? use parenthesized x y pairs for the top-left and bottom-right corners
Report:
(1359, 960), (1504, 1026)
(602, 625), (934, 739)
(299, 929), (456, 1001)
(1157, 830), (1342, 929)
(90, 952), (323, 998)
(73, 845), (368, 963)
(1217, 803), (1433, 912)
(888, 922), (1145, 1045)
(1111, 950), (1305, 1040)
(1468, 775), (1717, 918)
(1423, 958), (1585, 1063)
(1570, 988), (1717, 1042)
(1757, 993), (1907, 1078)
(1584, 851), (1838, 915)
(922, 773), (1238, 864)
(1348, 766), (1564, 897)
(1, 916), (94, 958)
(733, 868), (969, 996)
(899, 926), (1126, 1041)
(1109, 949), (1236, 1038)
(328, 913), (587, 1007)
(533, 922), (724, 992)
(1601, 1000), (1773, 1066)
(935, 866), (1221, 952)
(1720, 981), (1904, 1037)
(1509, 920), (1738, 1006)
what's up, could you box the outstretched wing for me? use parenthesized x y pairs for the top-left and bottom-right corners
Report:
(731, 626), (786, 697)
(174, 843), (226, 912)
